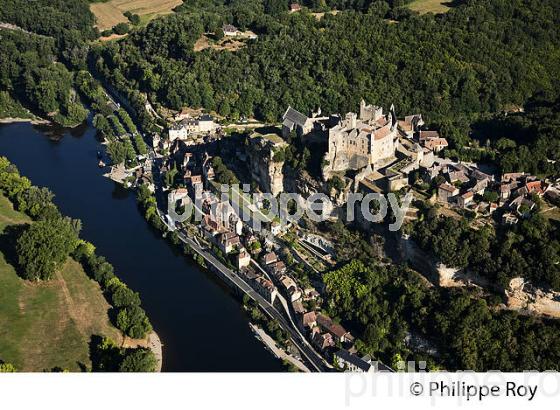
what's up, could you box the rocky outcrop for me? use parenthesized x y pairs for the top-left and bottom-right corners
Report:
(247, 135), (286, 196)
(399, 235), (492, 289)
(506, 278), (560, 318)
(400, 235), (560, 319)
(398, 234), (440, 284)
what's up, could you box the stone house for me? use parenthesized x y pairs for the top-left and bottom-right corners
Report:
(334, 349), (374, 373)
(217, 231), (241, 254)
(311, 329), (335, 351)
(253, 276), (278, 303)
(236, 248), (251, 269)
(457, 191), (474, 208)
(316, 314), (353, 343)
(438, 183), (459, 204)
(398, 113), (424, 138)
(302, 311), (317, 329)
(279, 274), (301, 302)
(222, 24), (239, 37)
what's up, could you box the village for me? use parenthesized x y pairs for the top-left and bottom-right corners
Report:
(105, 97), (559, 373)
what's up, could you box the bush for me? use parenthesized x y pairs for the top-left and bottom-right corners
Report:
(91, 336), (156, 372)
(0, 362), (16, 372)
(113, 23), (130, 35)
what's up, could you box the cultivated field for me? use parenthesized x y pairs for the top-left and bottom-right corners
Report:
(91, 0), (183, 30)
(0, 195), (122, 371)
(407, 0), (452, 14)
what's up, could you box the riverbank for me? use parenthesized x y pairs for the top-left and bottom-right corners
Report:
(0, 115), (86, 129)
(0, 120), (284, 372)
(249, 324), (310, 372)
(0, 193), (123, 371)
(122, 331), (163, 372)
(0, 117), (51, 125)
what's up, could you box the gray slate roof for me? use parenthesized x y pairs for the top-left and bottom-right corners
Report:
(335, 349), (371, 372)
(283, 106), (308, 127)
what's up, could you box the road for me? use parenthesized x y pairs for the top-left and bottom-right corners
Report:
(250, 324), (310, 372)
(169, 226), (327, 372)
(150, 146), (327, 371)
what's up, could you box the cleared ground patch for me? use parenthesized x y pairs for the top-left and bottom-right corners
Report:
(194, 34), (247, 52)
(91, 0), (183, 31)
(407, 0), (452, 14)
(0, 195), (122, 371)
(311, 10), (339, 20)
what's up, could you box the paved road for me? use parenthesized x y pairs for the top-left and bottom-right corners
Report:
(250, 324), (310, 372)
(151, 159), (326, 371)
(175, 229), (327, 372)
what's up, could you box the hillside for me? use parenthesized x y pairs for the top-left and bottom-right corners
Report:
(0, 194), (122, 371)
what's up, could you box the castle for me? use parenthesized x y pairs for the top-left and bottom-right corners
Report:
(282, 100), (447, 189)
(324, 100), (398, 174)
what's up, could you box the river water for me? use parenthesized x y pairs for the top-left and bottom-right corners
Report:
(0, 120), (283, 372)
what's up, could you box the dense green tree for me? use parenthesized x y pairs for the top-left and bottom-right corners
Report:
(119, 348), (157, 372)
(16, 217), (80, 281)
(113, 23), (130, 35)
(116, 305), (153, 339)
(95, 0), (560, 131)
(413, 207), (560, 291)
(111, 285), (142, 308)
(0, 30), (88, 126)
(91, 337), (157, 372)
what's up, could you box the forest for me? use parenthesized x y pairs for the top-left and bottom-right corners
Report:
(323, 259), (560, 371)
(413, 206), (560, 291)
(0, 0), (97, 42)
(0, 30), (88, 126)
(94, 0), (560, 142)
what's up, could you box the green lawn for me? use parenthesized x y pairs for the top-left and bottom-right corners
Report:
(0, 195), (122, 371)
(407, 0), (452, 14)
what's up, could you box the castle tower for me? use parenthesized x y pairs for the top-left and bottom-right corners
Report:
(359, 99), (367, 120)
(389, 104), (397, 130)
(345, 112), (357, 129)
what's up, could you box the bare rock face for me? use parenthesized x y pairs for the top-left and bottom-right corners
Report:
(399, 235), (492, 289)
(437, 264), (464, 287)
(247, 135), (285, 196)
(506, 278), (560, 318)
(400, 236), (560, 319)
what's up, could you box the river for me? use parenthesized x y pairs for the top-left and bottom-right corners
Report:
(0, 120), (283, 372)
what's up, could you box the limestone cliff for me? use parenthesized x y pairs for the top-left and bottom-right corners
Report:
(399, 235), (560, 319)
(506, 278), (560, 318)
(247, 134), (286, 196)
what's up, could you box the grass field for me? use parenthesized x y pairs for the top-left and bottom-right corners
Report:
(407, 0), (452, 14)
(91, 0), (183, 31)
(0, 195), (122, 371)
